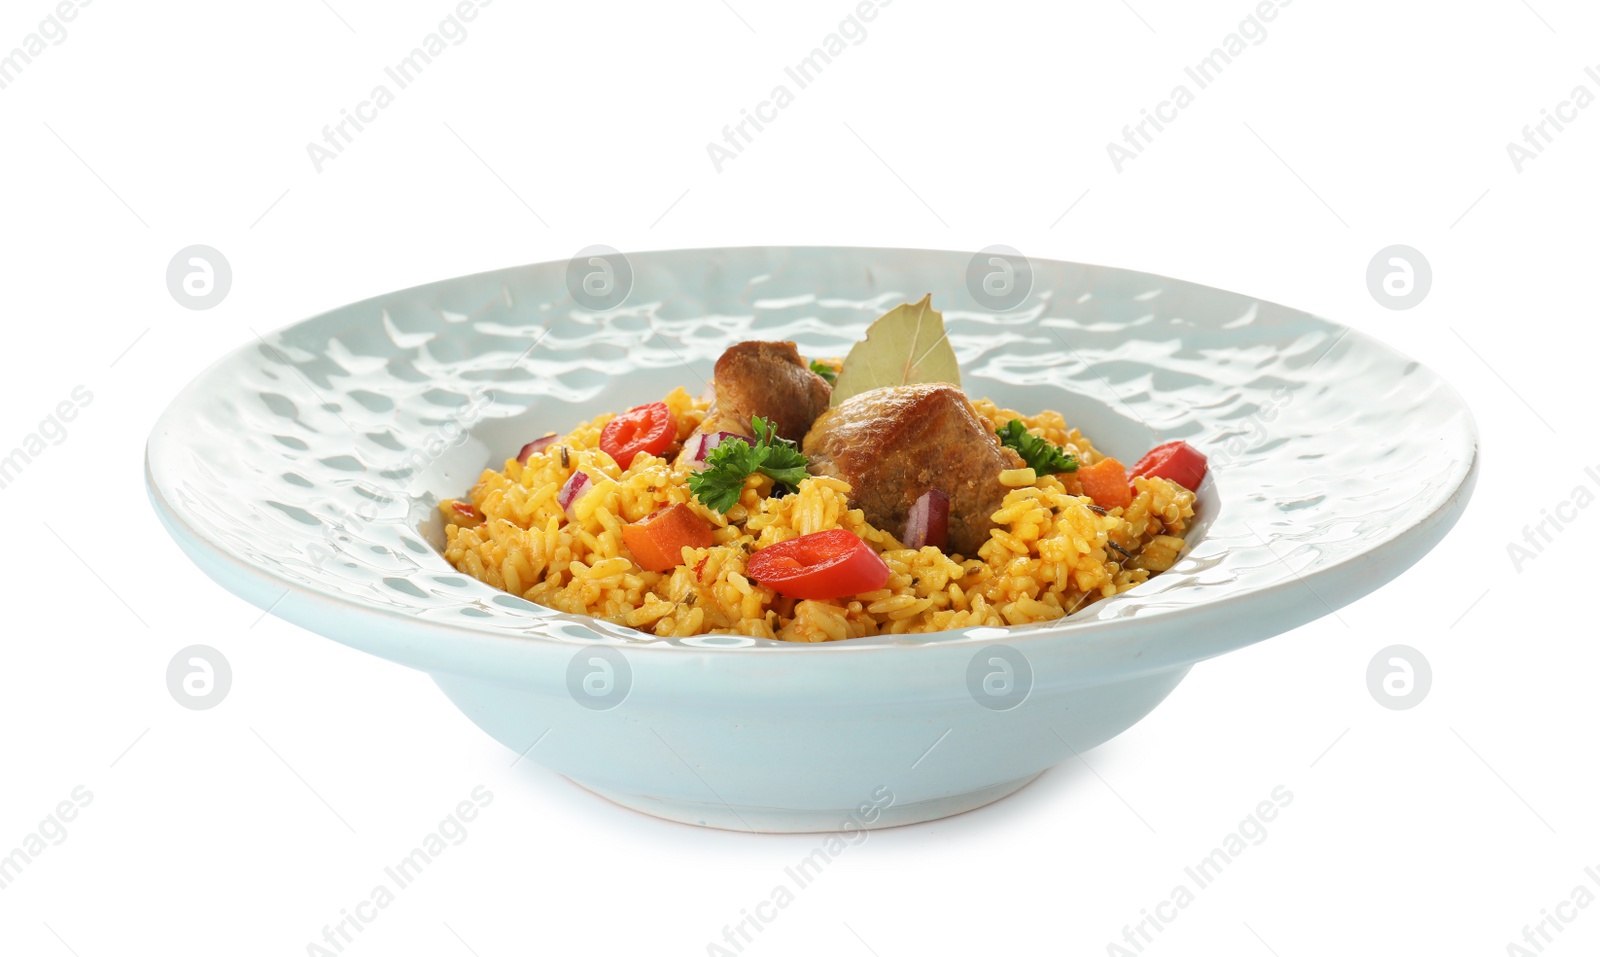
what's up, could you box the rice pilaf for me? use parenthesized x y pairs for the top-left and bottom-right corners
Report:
(441, 387), (1196, 642)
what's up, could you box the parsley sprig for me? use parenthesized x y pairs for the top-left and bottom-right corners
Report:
(687, 416), (810, 513)
(808, 358), (837, 385)
(997, 419), (1078, 474)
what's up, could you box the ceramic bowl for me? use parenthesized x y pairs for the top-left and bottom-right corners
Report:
(145, 246), (1477, 831)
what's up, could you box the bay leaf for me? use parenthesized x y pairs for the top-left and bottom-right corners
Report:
(829, 294), (962, 406)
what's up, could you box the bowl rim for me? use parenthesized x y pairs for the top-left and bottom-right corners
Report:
(144, 244), (1481, 664)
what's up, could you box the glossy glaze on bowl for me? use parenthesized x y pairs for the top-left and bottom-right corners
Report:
(146, 247), (1477, 830)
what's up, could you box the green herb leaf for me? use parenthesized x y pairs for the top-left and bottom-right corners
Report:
(686, 440), (757, 512)
(750, 416), (809, 484)
(808, 359), (837, 385)
(688, 415), (812, 513)
(997, 419), (1078, 474)
(829, 294), (961, 406)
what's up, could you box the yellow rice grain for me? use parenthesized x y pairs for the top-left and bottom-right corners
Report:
(999, 467), (1037, 488)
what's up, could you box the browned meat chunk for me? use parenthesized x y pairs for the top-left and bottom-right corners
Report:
(701, 341), (832, 443)
(803, 383), (1023, 556)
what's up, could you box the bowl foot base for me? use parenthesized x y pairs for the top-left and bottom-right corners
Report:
(568, 772), (1045, 833)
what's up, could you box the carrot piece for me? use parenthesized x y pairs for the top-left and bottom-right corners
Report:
(1078, 457), (1133, 511)
(621, 503), (714, 573)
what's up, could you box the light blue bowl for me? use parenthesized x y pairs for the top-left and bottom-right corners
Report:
(145, 247), (1477, 831)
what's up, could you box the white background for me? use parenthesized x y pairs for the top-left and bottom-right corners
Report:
(1, 1), (1596, 954)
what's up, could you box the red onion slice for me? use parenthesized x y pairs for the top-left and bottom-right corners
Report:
(680, 432), (706, 466)
(682, 430), (745, 470)
(557, 471), (594, 521)
(904, 489), (950, 550)
(517, 434), (559, 464)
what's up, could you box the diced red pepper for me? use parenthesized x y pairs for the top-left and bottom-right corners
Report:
(746, 529), (890, 600)
(1130, 440), (1208, 492)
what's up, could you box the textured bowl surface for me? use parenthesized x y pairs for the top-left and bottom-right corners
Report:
(146, 246), (1477, 831)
